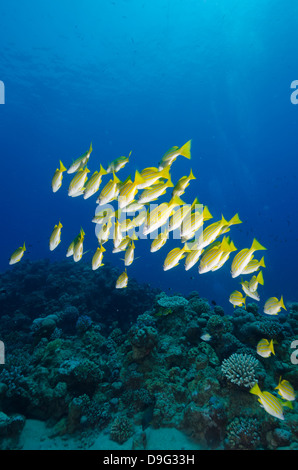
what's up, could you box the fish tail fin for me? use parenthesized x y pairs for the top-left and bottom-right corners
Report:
(23, 242), (26, 251)
(229, 240), (237, 251)
(282, 400), (294, 410)
(170, 195), (186, 206)
(250, 383), (261, 397)
(269, 339), (275, 355)
(259, 256), (266, 268)
(229, 213), (242, 226)
(189, 168), (196, 180)
(252, 238), (267, 251)
(280, 295), (287, 310)
(58, 221), (63, 228)
(59, 160), (67, 172)
(160, 165), (171, 180)
(257, 270), (264, 285)
(89, 142), (93, 153)
(167, 176), (174, 188)
(179, 139), (192, 159)
(113, 172), (121, 184)
(134, 170), (145, 186)
(203, 205), (213, 220)
(99, 164), (108, 175)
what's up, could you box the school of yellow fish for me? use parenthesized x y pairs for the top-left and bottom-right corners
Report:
(8, 139), (295, 419)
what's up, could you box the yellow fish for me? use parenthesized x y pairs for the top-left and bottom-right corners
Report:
(211, 239), (237, 272)
(184, 245), (204, 271)
(275, 377), (296, 402)
(116, 268), (128, 289)
(122, 201), (146, 213)
(163, 244), (191, 271)
(51, 160), (67, 193)
(9, 242), (26, 265)
(67, 143), (93, 174)
(68, 167), (90, 197)
(199, 237), (232, 274)
(143, 196), (185, 235)
(231, 238), (266, 278)
(97, 172), (121, 205)
(248, 270), (264, 292)
(241, 256), (266, 275)
(250, 383), (293, 420)
(106, 151), (131, 173)
(131, 209), (147, 228)
(112, 233), (138, 253)
(150, 228), (168, 253)
(49, 221), (63, 251)
(73, 229), (85, 262)
(172, 168), (196, 197)
(92, 244), (106, 270)
(264, 296), (286, 315)
(240, 279), (260, 301)
(118, 170), (145, 209)
(168, 197), (199, 232)
(158, 139), (192, 170)
(83, 164), (107, 199)
(124, 240), (136, 266)
(66, 228), (85, 257)
(257, 338), (275, 358)
(138, 166), (171, 189)
(92, 207), (115, 224)
(229, 290), (246, 308)
(180, 206), (213, 241)
(97, 219), (113, 244)
(196, 213), (242, 250)
(138, 178), (174, 204)
(113, 218), (123, 249)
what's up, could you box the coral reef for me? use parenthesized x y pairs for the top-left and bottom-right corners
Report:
(0, 259), (297, 449)
(221, 353), (259, 389)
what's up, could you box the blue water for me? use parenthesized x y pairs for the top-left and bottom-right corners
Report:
(1, 0), (298, 313)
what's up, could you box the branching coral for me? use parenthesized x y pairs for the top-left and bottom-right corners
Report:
(225, 416), (261, 449)
(221, 353), (259, 389)
(110, 415), (133, 444)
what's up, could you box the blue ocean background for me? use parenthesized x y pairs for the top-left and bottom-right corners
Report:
(1, 0), (298, 314)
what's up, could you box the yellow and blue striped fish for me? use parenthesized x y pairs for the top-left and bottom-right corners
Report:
(248, 270), (264, 292)
(275, 377), (296, 401)
(257, 338), (275, 358)
(250, 383), (293, 420)
(264, 295), (287, 315)
(180, 205), (213, 241)
(240, 256), (266, 275)
(68, 167), (90, 197)
(138, 166), (171, 189)
(97, 172), (121, 205)
(199, 237), (232, 274)
(172, 168), (196, 197)
(92, 244), (106, 270)
(150, 228), (168, 252)
(240, 280), (260, 301)
(116, 269), (128, 288)
(106, 151), (131, 173)
(229, 290), (246, 308)
(9, 242), (26, 265)
(83, 164), (107, 199)
(138, 178), (174, 204)
(158, 139), (192, 170)
(118, 170), (145, 208)
(197, 213), (241, 250)
(67, 142), (93, 174)
(163, 244), (191, 271)
(231, 238), (266, 278)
